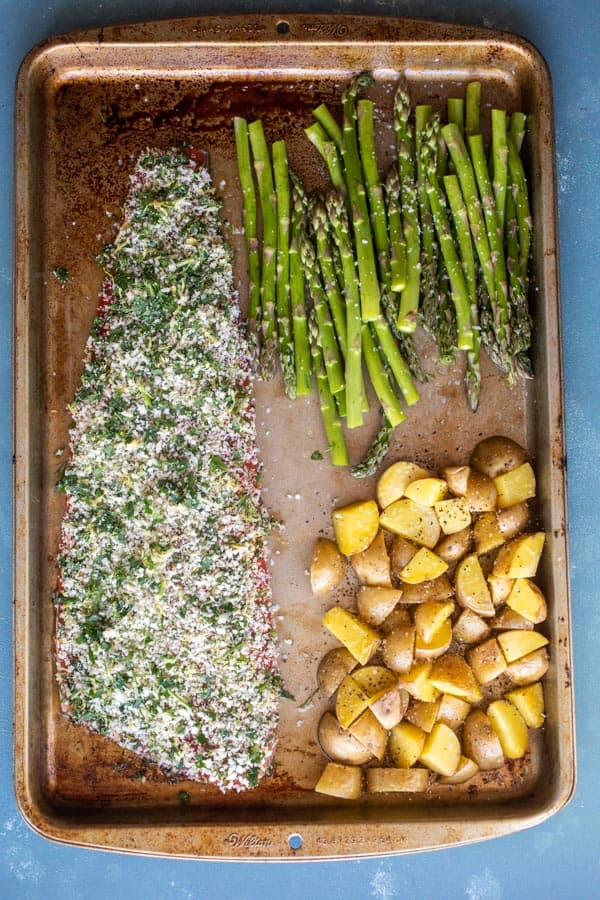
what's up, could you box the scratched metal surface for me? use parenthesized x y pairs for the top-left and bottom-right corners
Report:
(2, 0), (597, 892)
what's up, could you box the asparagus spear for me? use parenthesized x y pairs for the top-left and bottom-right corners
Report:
(357, 98), (390, 284)
(441, 123), (496, 309)
(326, 191), (366, 429)
(289, 172), (312, 396)
(465, 81), (481, 137)
(371, 316), (420, 406)
(394, 82), (421, 332)
(299, 228), (345, 398)
(272, 140), (295, 398)
(248, 119), (278, 378)
(305, 122), (346, 193)
(350, 413), (394, 478)
(444, 173), (481, 409)
(509, 111), (527, 152)
(310, 196), (347, 353)
(233, 116), (261, 365)
(414, 104), (439, 341)
(341, 73), (381, 321)
(507, 132), (533, 285)
(385, 168), (407, 293)
(362, 324), (406, 427)
(469, 132), (510, 352)
(308, 310), (349, 466)
(491, 108), (509, 233)
(422, 117), (474, 351)
(447, 97), (465, 134)
(313, 102), (343, 149)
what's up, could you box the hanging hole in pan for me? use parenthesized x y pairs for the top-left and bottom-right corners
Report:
(288, 832), (303, 850)
(276, 20), (290, 35)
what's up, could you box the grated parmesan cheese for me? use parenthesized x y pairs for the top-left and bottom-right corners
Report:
(55, 150), (280, 792)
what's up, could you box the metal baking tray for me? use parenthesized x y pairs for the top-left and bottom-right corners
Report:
(13, 14), (575, 859)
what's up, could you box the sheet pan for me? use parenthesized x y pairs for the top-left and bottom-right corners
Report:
(13, 14), (575, 859)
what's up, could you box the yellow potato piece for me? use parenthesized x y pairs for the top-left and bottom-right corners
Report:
(414, 600), (455, 644)
(463, 709), (504, 771)
(335, 675), (370, 728)
(366, 767), (429, 793)
(493, 462), (536, 509)
(419, 722), (461, 776)
(379, 498), (441, 549)
(370, 687), (409, 730)
(439, 755), (479, 785)
(376, 461), (431, 509)
(351, 529), (392, 587)
(317, 647), (358, 697)
(470, 435), (527, 478)
(473, 511), (505, 555)
(453, 608), (492, 644)
(487, 699), (529, 759)
(347, 708), (388, 759)
(434, 498), (472, 535)
(322, 606), (381, 665)
(404, 477), (448, 506)
(497, 629), (549, 663)
(405, 698), (440, 733)
(399, 547), (448, 584)
(429, 654), (482, 704)
(455, 553), (495, 617)
(315, 762), (362, 799)
(332, 500), (380, 556)
(492, 532), (546, 578)
(389, 721), (427, 767)
(397, 659), (440, 702)
(382, 624), (416, 673)
(506, 578), (548, 624)
(506, 647), (549, 685)
(350, 665), (397, 704)
(415, 619), (453, 660)
(310, 537), (347, 595)
(505, 682), (545, 728)
(436, 694), (472, 730)
(356, 586), (403, 627)
(467, 637), (508, 684)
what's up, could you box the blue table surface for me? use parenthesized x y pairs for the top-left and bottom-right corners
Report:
(1, 1), (598, 897)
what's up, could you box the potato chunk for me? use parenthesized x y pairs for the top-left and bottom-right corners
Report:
(405, 698), (440, 733)
(492, 532), (545, 578)
(470, 435), (527, 478)
(315, 762), (362, 799)
(332, 500), (380, 556)
(414, 620), (453, 659)
(350, 665), (397, 704)
(351, 530), (392, 587)
(463, 709), (504, 771)
(389, 721), (427, 767)
(414, 600), (455, 644)
(310, 538), (347, 595)
(397, 660), (440, 702)
(473, 511), (505, 555)
(322, 606), (380, 665)
(429, 654), (482, 704)
(366, 767), (429, 793)
(419, 722), (461, 776)
(506, 647), (549, 685)
(497, 629), (549, 663)
(493, 462), (536, 509)
(376, 461), (431, 509)
(382, 624), (416, 673)
(434, 498), (471, 535)
(347, 708), (388, 760)
(453, 608), (492, 644)
(317, 647), (358, 697)
(436, 694), (472, 730)
(335, 675), (370, 728)
(404, 477), (448, 506)
(506, 578), (548, 624)
(379, 499), (441, 549)
(505, 682), (545, 728)
(318, 712), (373, 765)
(356, 586), (403, 627)
(487, 699), (529, 759)
(455, 553), (495, 617)
(399, 547), (448, 584)
(370, 687), (409, 730)
(467, 637), (508, 684)
(439, 755), (479, 785)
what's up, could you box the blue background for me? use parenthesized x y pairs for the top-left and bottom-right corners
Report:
(1, 2), (598, 897)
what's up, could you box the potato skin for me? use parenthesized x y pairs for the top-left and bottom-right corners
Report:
(463, 709), (504, 771)
(318, 711), (373, 765)
(310, 538), (346, 595)
(470, 436), (528, 479)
